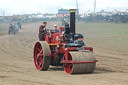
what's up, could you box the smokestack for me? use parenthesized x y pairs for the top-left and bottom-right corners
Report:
(69, 9), (76, 41)
(69, 9), (76, 34)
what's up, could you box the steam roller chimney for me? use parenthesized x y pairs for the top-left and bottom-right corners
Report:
(69, 9), (76, 41)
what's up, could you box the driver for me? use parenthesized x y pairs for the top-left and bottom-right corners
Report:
(39, 22), (47, 33)
(39, 22), (47, 41)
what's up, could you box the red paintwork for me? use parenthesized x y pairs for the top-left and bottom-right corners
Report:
(34, 31), (98, 73)
(84, 47), (93, 52)
(33, 42), (44, 70)
(38, 32), (96, 62)
(77, 38), (83, 41)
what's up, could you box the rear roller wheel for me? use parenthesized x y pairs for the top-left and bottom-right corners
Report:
(63, 51), (96, 74)
(33, 41), (51, 70)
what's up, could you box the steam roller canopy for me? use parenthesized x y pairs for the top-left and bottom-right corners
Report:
(64, 51), (96, 74)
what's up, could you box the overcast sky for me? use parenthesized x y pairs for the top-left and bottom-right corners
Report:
(0, 0), (128, 16)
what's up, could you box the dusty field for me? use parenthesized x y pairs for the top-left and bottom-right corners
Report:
(0, 22), (128, 85)
(0, 23), (9, 35)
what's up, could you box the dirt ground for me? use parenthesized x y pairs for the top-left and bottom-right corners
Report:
(0, 22), (128, 85)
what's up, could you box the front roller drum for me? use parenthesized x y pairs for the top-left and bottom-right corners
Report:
(33, 41), (51, 71)
(63, 51), (96, 74)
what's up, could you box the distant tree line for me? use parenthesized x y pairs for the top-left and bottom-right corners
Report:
(79, 14), (128, 23)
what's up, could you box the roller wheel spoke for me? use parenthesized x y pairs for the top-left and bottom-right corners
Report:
(37, 48), (41, 52)
(66, 64), (73, 70)
(33, 41), (51, 71)
(63, 51), (96, 74)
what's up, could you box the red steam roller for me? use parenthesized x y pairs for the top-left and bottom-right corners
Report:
(33, 9), (98, 74)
